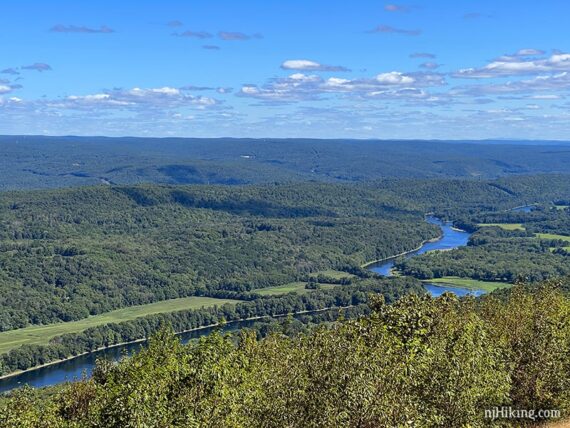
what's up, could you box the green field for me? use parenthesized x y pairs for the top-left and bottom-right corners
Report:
(536, 233), (570, 242)
(425, 277), (512, 292)
(254, 282), (338, 296)
(309, 270), (356, 280)
(0, 297), (239, 355)
(478, 223), (526, 231)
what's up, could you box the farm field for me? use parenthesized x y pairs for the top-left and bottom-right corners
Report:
(254, 282), (338, 296)
(478, 223), (526, 231)
(536, 233), (570, 241)
(309, 270), (356, 280)
(425, 277), (512, 292)
(0, 297), (239, 354)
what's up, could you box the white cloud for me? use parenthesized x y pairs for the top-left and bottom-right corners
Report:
(454, 72), (570, 96)
(239, 70), (445, 103)
(454, 51), (570, 78)
(516, 48), (545, 56)
(376, 72), (415, 85)
(281, 59), (350, 72)
(530, 94), (561, 99)
(54, 87), (221, 110)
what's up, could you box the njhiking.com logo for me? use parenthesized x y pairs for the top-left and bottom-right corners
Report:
(485, 406), (561, 422)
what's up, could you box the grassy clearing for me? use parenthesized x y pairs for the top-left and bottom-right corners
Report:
(310, 270), (356, 280)
(548, 247), (570, 253)
(255, 282), (338, 296)
(0, 297), (239, 354)
(478, 223), (526, 231)
(536, 233), (570, 242)
(425, 277), (512, 292)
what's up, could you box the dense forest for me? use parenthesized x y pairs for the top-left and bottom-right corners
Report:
(1, 282), (569, 427)
(0, 140), (569, 425)
(1, 175), (569, 332)
(0, 182), (440, 331)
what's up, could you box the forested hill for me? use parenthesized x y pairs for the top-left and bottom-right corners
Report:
(0, 175), (568, 331)
(0, 181), (438, 331)
(2, 136), (570, 189)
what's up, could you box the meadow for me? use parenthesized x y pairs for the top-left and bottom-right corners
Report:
(0, 297), (239, 354)
(424, 276), (512, 292)
(253, 282), (339, 296)
(478, 223), (526, 231)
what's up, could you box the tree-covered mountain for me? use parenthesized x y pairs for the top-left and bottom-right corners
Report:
(2, 136), (570, 189)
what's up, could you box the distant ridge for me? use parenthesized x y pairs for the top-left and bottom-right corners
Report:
(1, 135), (570, 190)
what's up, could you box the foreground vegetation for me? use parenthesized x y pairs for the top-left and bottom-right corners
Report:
(2, 282), (568, 427)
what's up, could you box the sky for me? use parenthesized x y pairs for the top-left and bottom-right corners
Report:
(1, 0), (569, 140)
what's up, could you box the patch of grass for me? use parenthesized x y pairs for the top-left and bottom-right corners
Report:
(424, 276), (512, 292)
(310, 270), (356, 280)
(254, 282), (309, 296)
(548, 247), (570, 253)
(478, 223), (526, 231)
(536, 233), (570, 242)
(0, 297), (240, 355)
(554, 205), (569, 210)
(255, 282), (338, 296)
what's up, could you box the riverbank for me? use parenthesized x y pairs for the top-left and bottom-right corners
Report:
(0, 306), (346, 383)
(361, 235), (442, 269)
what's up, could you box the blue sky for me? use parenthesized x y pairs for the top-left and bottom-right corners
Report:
(1, 0), (569, 139)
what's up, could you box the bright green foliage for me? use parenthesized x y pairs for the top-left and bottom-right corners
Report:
(2, 284), (569, 427)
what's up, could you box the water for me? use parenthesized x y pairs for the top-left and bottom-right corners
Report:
(368, 216), (471, 277)
(424, 284), (486, 298)
(367, 216), (485, 298)
(511, 205), (535, 213)
(0, 319), (256, 394)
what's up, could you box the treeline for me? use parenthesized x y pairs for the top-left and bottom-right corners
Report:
(2, 281), (569, 427)
(243, 305), (371, 340)
(396, 238), (570, 282)
(0, 277), (422, 376)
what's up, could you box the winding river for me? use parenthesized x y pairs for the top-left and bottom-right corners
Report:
(367, 216), (471, 275)
(0, 216), (474, 393)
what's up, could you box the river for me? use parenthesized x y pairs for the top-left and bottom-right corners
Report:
(0, 319), (258, 393)
(1, 216), (475, 394)
(367, 216), (471, 276)
(367, 217), (483, 294)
